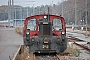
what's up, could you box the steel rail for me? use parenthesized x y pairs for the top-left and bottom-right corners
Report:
(56, 54), (61, 60)
(12, 46), (21, 60)
(33, 54), (36, 60)
(74, 42), (90, 52)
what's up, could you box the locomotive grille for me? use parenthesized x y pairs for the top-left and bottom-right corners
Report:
(42, 24), (50, 36)
(39, 22), (52, 36)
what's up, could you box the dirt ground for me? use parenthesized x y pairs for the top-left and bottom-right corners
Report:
(15, 27), (86, 60)
(17, 46), (34, 60)
(16, 44), (85, 60)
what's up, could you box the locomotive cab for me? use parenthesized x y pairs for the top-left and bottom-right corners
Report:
(23, 14), (67, 53)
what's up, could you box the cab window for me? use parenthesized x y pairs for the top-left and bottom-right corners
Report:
(53, 18), (62, 31)
(27, 18), (36, 31)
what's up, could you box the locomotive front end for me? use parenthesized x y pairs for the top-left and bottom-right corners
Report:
(23, 14), (67, 53)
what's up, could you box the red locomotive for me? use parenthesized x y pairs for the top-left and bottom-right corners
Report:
(23, 13), (67, 53)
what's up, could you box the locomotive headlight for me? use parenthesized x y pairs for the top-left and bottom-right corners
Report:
(31, 38), (35, 42)
(26, 32), (29, 34)
(26, 29), (30, 40)
(26, 32), (30, 40)
(44, 16), (47, 19)
(26, 29), (30, 35)
(62, 31), (65, 35)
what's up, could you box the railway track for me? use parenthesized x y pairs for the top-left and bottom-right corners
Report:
(33, 53), (85, 60)
(12, 46), (85, 60)
(74, 42), (90, 52)
(12, 46), (62, 60)
(33, 53), (61, 60)
(11, 37), (90, 60)
(11, 28), (90, 60)
(68, 36), (90, 52)
(67, 35), (90, 59)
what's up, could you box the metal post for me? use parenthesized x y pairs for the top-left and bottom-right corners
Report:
(33, 4), (34, 15)
(27, 7), (28, 17)
(8, 0), (11, 27)
(83, 19), (84, 27)
(15, 9), (16, 27)
(80, 8), (81, 26)
(52, 1), (53, 14)
(39, 7), (40, 14)
(20, 7), (22, 26)
(62, 0), (63, 17)
(85, 0), (88, 36)
(12, 0), (14, 27)
(75, 0), (77, 26)
(68, 18), (69, 25)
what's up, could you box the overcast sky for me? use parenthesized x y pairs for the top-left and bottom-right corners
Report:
(0, 0), (62, 7)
